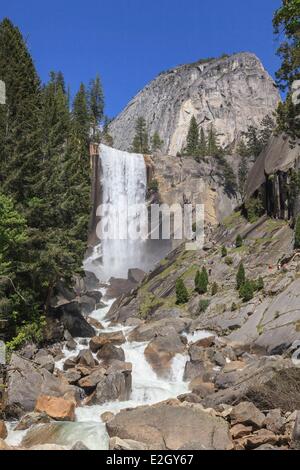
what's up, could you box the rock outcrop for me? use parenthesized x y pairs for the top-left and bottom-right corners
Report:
(109, 53), (280, 155)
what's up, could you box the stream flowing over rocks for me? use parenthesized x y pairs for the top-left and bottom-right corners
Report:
(2, 146), (300, 451)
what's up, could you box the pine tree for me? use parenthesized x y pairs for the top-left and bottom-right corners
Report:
(236, 262), (245, 290)
(0, 18), (42, 203)
(198, 127), (207, 157)
(295, 216), (300, 249)
(211, 282), (218, 296)
(131, 117), (150, 153)
(238, 155), (248, 199)
(237, 139), (250, 158)
(183, 116), (199, 156)
(176, 278), (189, 304)
(151, 132), (163, 153)
(195, 268), (208, 294)
(239, 279), (254, 302)
(236, 234), (243, 248)
(244, 125), (262, 159)
(256, 277), (264, 291)
(259, 115), (275, 147)
(88, 74), (104, 141)
(221, 246), (227, 257)
(207, 125), (220, 156)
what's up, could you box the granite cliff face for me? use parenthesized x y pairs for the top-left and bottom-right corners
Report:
(109, 53), (280, 155)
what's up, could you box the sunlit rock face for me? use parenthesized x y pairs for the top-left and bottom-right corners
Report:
(109, 52), (280, 155)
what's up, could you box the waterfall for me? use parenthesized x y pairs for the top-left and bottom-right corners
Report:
(91, 144), (148, 280)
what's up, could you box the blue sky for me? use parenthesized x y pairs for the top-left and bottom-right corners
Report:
(1, 0), (282, 117)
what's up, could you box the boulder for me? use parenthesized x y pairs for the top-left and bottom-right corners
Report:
(101, 412), (114, 423)
(96, 344), (125, 363)
(76, 349), (96, 368)
(230, 402), (265, 429)
(128, 268), (146, 285)
(14, 412), (51, 431)
(34, 354), (55, 373)
(230, 424), (253, 439)
(87, 317), (104, 330)
(89, 331), (126, 353)
(66, 338), (77, 351)
(78, 368), (106, 392)
(109, 436), (149, 450)
(0, 421), (7, 440)
(238, 429), (278, 450)
(264, 409), (285, 434)
(144, 333), (185, 375)
(222, 361), (246, 373)
(63, 369), (82, 385)
(35, 395), (75, 421)
(106, 403), (233, 450)
(5, 354), (74, 418)
(78, 295), (96, 315)
(128, 317), (190, 343)
(94, 371), (132, 405)
(52, 301), (95, 338)
(106, 277), (137, 298)
(188, 378), (215, 398)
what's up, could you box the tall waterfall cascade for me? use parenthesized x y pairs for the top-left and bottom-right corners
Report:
(87, 144), (171, 281)
(91, 144), (147, 280)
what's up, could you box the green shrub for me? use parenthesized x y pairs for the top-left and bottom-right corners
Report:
(235, 234), (243, 248)
(295, 216), (300, 249)
(198, 299), (210, 314)
(225, 256), (233, 266)
(6, 316), (46, 353)
(236, 262), (245, 290)
(176, 279), (189, 305)
(256, 277), (264, 291)
(148, 179), (159, 192)
(245, 196), (265, 223)
(239, 279), (254, 302)
(195, 268), (208, 294)
(139, 293), (162, 319)
(231, 302), (238, 311)
(221, 246), (227, 257)
(211, 282), (218, 296)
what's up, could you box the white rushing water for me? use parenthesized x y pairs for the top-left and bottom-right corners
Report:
(94, 144), (148, 280)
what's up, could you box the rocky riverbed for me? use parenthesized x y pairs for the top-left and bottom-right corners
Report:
(1, 213), (300, 451)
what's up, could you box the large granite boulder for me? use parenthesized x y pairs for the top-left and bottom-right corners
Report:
(106, 403), (233, 450)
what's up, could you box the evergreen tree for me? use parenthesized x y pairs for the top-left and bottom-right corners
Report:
(239, 279), (254, 302)
(195, 268), (208, 294)
(131, 117), (150, 153)
(259, 115), (275, 147)
(273, 0), (300, 92)
(295, 216), (300, 248)
(207, 125), (220, 156)
(88, 74), (104, 141)
(211, 282), (218, 296)
(198, 127), (207, 157)
(236, 234), (243, 248)
(151, 132), (163, 153)
(183, 116), (199, 156)
(256, 277), (264, 291)
(176, 278), (189, 304)
(221, 245), (227, 257)
(238, 155), (248, 199)
(244, 125), (262, 159)
(0, 18), (42, 202)
(237, 139), (250, 158)
(236, 262), (245, 290)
